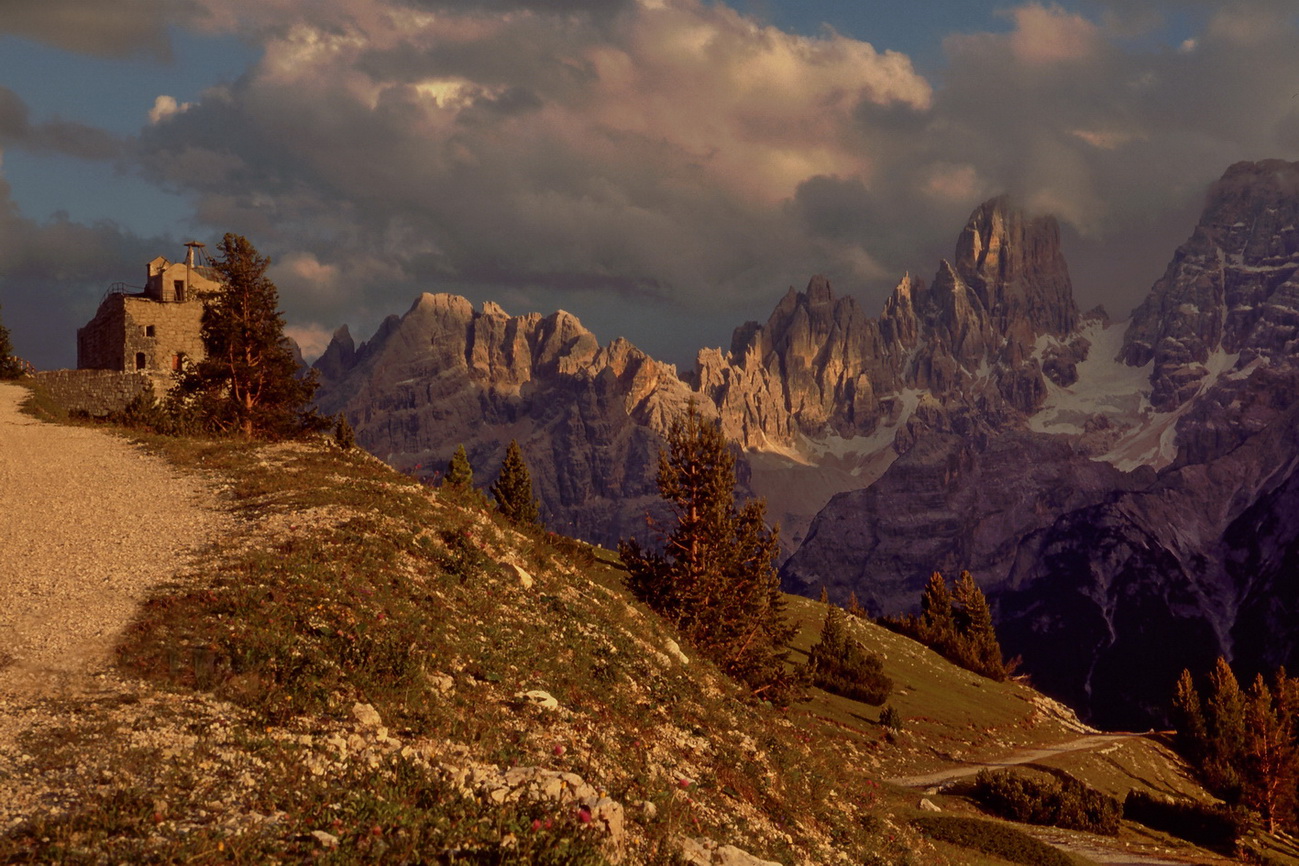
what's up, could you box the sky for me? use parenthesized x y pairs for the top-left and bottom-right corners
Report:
(2, 1), (1298, 371)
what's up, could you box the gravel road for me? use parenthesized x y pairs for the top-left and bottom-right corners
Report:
(0, 381), (221, 693)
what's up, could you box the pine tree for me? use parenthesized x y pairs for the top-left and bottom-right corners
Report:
(1171, 668), (1207, 762)
(1204, 657), (1248, 802)
(444, 444), (474, 489)
(1243, 674), (1298, 831)
(917, 572), (957, 647)
(491, 440), (541, 526)
(0, 304), (21, 379)
(806, 603), (892, 705)
(619, 401), (797, 702)
(177, 234), (319, 437)
(952, 570), (1007, 680)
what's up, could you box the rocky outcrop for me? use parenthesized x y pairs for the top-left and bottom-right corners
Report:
(1121, 159), (1299, 410)
(314, 293), (696, 547)
(779, 430), (1148, 615)
(779, 161), (1299, 727)
(318, 195), (1083, 553)
(698, 196), (1079, 454)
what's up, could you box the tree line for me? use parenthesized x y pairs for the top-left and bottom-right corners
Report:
(1171, 659), (1299, 833)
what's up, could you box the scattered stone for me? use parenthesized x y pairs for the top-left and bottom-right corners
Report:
(664, 639), (689, 665)
(509, 563), (534, 589)
(514, 690), (559, 711)
(918, 798), (942, 812)
(679, 836), (782, 866)
(310, 830), (340, 848)
(351, 702), (383, 729)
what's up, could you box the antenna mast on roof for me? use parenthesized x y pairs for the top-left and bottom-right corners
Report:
(184, 240), (207, 268)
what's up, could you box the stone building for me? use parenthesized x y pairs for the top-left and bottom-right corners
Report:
(77, 241), (218, 374)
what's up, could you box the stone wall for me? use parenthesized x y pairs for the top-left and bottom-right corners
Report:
(77, 294), (205, 373)
(32, 369), (160, 417)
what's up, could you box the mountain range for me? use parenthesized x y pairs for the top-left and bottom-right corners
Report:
(315, 158), (1299, 729)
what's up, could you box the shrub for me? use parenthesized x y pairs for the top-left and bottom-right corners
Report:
(971, 769), (1120, 836)
(912, 816), (1076, 866)
(1123, 790), (1250, 854)
(879, 704), (903, 733)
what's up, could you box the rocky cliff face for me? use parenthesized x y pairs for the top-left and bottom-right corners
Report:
(780, 159), (1299, 727)
(1121, 159), (1299, 411)
(318, 195), (1082, 552)
(314, 293), (696, 546)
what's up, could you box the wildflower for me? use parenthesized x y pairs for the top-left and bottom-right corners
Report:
(577, 806), (592, 824)
(553, 744), (566, 756)
(531, 819), (543, 831)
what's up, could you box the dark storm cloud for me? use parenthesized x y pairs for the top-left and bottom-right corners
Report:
(0, 177), (171, 369)
(10, 0), (1299, 367)
(0, 88), (123, 160)
(0, 0), (176, 59)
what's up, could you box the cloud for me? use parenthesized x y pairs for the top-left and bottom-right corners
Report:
(0, 0), (175, 59)
(0, 87), (123, 160)
(10, 0), (1299, 369)
(0, 172), (170, 369)
(148, 95), (193, 124)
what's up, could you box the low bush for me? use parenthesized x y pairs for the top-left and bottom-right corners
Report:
(1123, 790), (1250, 854)
(971, 769), (1120, 836)
(911, 816), (1077, 866)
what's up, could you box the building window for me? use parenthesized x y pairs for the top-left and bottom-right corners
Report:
(135, 352), (147, 370)
(145, 325), (156, 337)
(174, 279), (185, 302)
(172, 353), (183, 372)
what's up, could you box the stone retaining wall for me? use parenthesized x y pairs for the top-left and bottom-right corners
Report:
(32, 369), (162, 417)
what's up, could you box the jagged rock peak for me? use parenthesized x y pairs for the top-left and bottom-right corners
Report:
(1121, 158), (1299, 411)
(955, 195), (1078, 338)
(315, 325), (357, 381)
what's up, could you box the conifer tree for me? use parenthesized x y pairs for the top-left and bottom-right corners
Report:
(444, 444), (474, 489)
(620, 401), (797, 702)
(177, 234), (319, 437)
(918, 572), (957, 646)
(952, 570), (1005, 676)
(806, 602), (891, 705)
(0, 304), (21, 379)
(1172, 668), (1208, 762)
(1243, 675), (1298, 831)
(1204, 657), (1248, 801)
(491, 440), (541, 526)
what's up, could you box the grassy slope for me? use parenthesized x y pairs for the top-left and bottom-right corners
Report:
(0, 396), (1254, 863)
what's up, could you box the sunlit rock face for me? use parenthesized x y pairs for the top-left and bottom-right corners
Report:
(313, 292), (696, 547)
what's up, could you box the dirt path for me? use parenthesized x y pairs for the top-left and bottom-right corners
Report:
(889, 733), (1225, 865)
(885, 732), (1145, 789)
(0, 382), (220, 692)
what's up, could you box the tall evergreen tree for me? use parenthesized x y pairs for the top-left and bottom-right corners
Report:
(177, 234), (318, 437)
(0, 304), (21, 379)
(620, 401), (797, 702)
(491, 440), (540, 526)
(952, 570), (1005, 675)
(918, 572), (957, 646)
